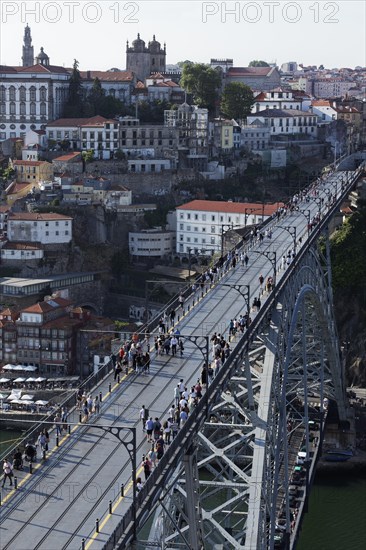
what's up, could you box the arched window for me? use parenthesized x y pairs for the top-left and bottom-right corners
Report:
(19, 86), (26, 101)
(30, 102), (36, 115)
(40, 86), (46, 101)
(0, 86), (6, 101)
(9, 86), (16, 101)
(20, 102), (26, 115)
(10, 102), (16, 114)
(40, 102), (46, 115)
(30, 86), (36, 101)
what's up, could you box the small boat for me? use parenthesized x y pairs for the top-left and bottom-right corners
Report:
(324, 452), (352, 462)
(326, 449), (353, 457)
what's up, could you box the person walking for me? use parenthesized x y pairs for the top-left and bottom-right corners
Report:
(2, 458), (13, 488)
(54, 412), (62, 437)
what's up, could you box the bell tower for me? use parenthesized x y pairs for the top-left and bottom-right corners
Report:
(22, 24), (34, 67)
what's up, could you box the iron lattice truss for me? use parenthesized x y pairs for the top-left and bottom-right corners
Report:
(132, 239), (348, 550)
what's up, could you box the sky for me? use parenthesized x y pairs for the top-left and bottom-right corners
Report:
(0, 1), (365, 70)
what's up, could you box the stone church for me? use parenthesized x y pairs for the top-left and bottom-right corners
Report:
(126, 34), (166, 81)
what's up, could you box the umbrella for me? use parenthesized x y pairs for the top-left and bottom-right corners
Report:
(13, 377), (26, 383)
(0, 378), (10, 383)
(0, 393), (8, 399)
(35, 400), (49, 405)
(23, 366), (37, 372)
(2, 365), (15, 371)
(26, 377), (37, 383)
(21, 394), (34, 401)
(21, 400), (34, 405)
(13, 365), (25, 371)
(35, 377), (46, 382)
(10, 398), (23, 404)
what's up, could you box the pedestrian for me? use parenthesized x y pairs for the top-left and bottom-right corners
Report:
(140, 405), (148, 431)
(179, 339), (184, 357)
(114, 361), (122, 380)
(93, 395), (100, 414)
(2, 458), (13, 488)
(142, 455), (152, 481)
(136, 477), (143, 493)
(163, 421), (171, 444)
(174, 385), (180, 406)
(143, 351), (150, 374)
(37, 431), (48, 453)
(259, 274), (264, 290)
(148, 445), (157, 468)
(171, 335), (178, 356)
(153, 418), (162, 441)
(145, 417), (154, 443)
(169, 308), (176, 327)
(54, 412), (62, 436)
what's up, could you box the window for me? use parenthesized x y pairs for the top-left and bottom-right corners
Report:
(186, 225), (191, 231)
(187, 214), (191, 220)
(194, 214), (198, 220)
(180, 224), (183, 230)
(211, 215), (215, 221)
(211, 226), (215, 233)
(202, 214), (206, 221)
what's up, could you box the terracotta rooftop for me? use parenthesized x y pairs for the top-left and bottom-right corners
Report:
(177, 200), (283, 216)
(79, 70), (134, 82)
(48, 115), (112, 128)
(13, 160), (50, 166)
(9, 212), (72, 221)
(53, 152), (82, 162)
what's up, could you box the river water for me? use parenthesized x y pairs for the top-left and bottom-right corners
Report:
(297, 471), (366, 550)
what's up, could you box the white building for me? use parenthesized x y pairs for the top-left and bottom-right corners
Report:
(251, 88), (311, 113)
(129, 228), (176, 259)
(128, 159), (171, 173)
(176, 200), (281, 255)
(46, 116), (119, 159)
(0, 62), (70, 142)
(247, 109), (318, 137)
(310, 100), (338, 122)
(241, 122), (271, 151)
(7, 213), (72, 245)
(1, 242), (44, 263)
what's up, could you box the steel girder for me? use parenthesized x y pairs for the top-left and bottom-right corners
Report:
(137, 238), (348, 550)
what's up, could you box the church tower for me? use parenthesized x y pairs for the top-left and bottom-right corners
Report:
(22, 24), (34, 67)
(126, 34), (166, 81)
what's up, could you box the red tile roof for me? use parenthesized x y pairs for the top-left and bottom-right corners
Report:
(79, 70), (134, 82)
(13, 160), (50, 166)
(177, 200), (283, 216)
(47, 115), (110, 128)
(17, 64), (70, 74)
(9, 212), (72, 221)
(2, 242), (42, 250)
(53, 152), (82, 162)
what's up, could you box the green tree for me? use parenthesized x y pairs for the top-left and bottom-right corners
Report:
(248, 60), (270, 67)
(180, 62), (222, 113)
(220, 82), (254, 121)
(63, 59), (83, 117)
(82, 150), (94, 163)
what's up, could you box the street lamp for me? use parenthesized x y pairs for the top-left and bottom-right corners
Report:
(177, 333), (210, 416)
(278, 225), (297, 251)
(220, 223), (234, 257)
(252, 250), (277, 286)
(244, 206), (263, 227)
(219, 283), (250, 317)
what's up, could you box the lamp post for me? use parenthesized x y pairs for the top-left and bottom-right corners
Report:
(298, 208), (311, 228)
(219, 283), (250, 317)
(220, 223), (233, 257)
(315, 197), (322, 217)
(178, 334), (210, 416)
(244, 206), (263, 227)
(278, 225), (297, 251)
(145, 280), (187, 323)
(252, 250), (277, 286)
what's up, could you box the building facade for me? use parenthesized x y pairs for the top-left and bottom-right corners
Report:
(7, 212), (72, 245)
(176, 200), (280, 255)
(247, 109), (318, 137)
(129, 228), (176, 259)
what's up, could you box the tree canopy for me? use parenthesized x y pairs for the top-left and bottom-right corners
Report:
(220, 82), (254, 121)
(63, 59), (83, 117)
(180, 62), (222, 113)
(248, 60), (270, 67)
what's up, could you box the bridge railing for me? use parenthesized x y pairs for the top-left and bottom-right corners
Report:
(103, 165), (365, 548)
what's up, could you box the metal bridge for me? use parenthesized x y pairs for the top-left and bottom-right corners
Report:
(0, 159), (364, 550)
